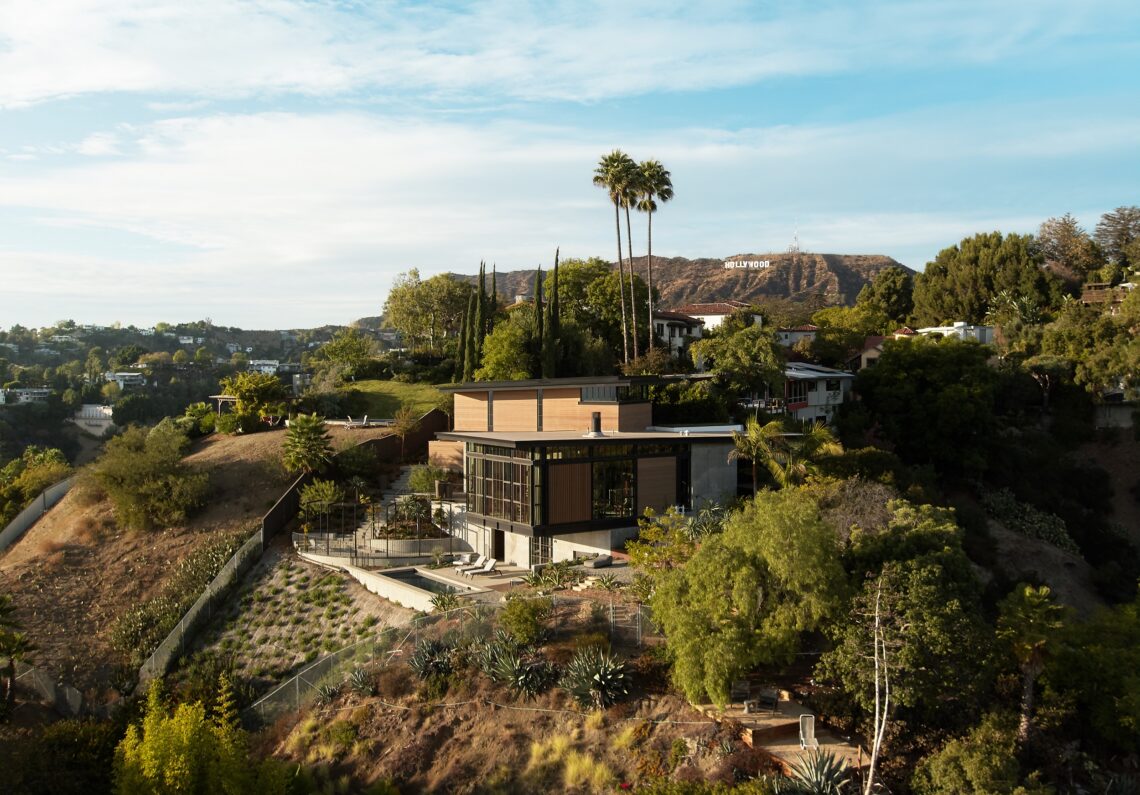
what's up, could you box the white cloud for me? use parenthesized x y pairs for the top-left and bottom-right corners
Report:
(0, 0), (1132, 107)
(0, 95), (1135, 327)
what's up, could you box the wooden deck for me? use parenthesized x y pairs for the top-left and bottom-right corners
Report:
(696, 695), (866, 772)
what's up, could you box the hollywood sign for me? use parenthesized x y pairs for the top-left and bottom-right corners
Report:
(724, 259), (770, 269)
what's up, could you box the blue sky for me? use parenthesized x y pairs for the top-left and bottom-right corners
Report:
(1, 0), (1138, 329)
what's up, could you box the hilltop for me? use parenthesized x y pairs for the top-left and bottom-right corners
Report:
(454, 252), (911, 309)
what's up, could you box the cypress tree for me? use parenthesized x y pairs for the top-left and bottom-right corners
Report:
(455, 291), (469, 382)
(542, 249), (559, 378)
(474, 260), (487, 366)
(463, 291), (477, 381)
(533, 265), (544, 377)
(490, 264), (498, 316)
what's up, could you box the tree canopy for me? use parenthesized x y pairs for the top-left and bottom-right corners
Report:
(651, 488), (845, 704)
(913, 232), (1063, 327)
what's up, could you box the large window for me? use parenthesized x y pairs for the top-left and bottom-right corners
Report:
(592, 458), (634, 519)
(580, 384), (649, 403)
(466, 451), (532, 524)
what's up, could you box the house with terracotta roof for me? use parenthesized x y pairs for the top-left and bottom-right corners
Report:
(428, 376), (740, 568)
(776, 324), (819, 347)
(670, 300), (762, 332)
(652, 310), (704, 356)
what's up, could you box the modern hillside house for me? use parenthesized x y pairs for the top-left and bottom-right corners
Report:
(429, 377), (739, 569)
(782, 363), (854, 424)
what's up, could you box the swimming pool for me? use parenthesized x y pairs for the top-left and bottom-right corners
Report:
(377, 567), (469, 596)
(353, 566), (482, 612)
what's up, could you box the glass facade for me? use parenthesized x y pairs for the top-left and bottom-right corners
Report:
(529, 535), (552, 566)
(466, 453), (532, 524)
(580, 384), (650, 403)
(465, 440), (687, 528)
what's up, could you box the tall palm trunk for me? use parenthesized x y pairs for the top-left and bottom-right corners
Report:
(613, 199), (629, 363)
(625, 202), (640, 359)
(1018, 662), (1042, 744)
(647, 208), (655, 354)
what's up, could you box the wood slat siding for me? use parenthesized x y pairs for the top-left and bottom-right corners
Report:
(492, 390), (538, 432)
(428, 440), (464, 472)
(618, 402), (653, 432)
(454, 393), (488, 431)
(541, 388), (587, 431)
(637, 457), (676, 514)
(547, 462), (592, 524)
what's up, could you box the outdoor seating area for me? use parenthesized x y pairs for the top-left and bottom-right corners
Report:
(697, 682), (866, 773)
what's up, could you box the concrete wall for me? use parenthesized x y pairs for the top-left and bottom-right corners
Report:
(552, 528), (625, 561)
(1095, 403), (1137, 429)
(690, 442), (736, 504)
(503, 532), (529, 568)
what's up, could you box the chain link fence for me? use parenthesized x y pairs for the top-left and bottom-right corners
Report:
(243, 592), (660, 727)
(136, 530), (264, 688)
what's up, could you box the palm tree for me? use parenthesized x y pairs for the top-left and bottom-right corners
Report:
(593, 150), (636, 363)
(619, 164), (642, 359)
(730, 418), (842, 492)
(729, 418), (783, 494)
(998, 584), (1065, 744)
(637, 160), (673, 355)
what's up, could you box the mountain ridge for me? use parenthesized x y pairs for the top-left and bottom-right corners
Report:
(452, 252), (912, 309)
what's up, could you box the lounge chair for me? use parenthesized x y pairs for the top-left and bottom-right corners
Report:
(454, 554), (487, 575)
(799, 714), (820, 750)
(465, 558), (499, 578)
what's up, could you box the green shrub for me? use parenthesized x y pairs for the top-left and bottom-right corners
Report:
(981, 488), (1080, 553)
(90, 422), (208, 531)
(490, 647), (558, 700)
(299, 478), (346, 519)
(408, 463), (449, 495)
(109, 534), (247, 665)
(500, 596), (553, 646)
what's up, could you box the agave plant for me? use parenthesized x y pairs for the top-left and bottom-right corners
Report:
(430, 592), (462, 613)
(474, 629), (523, 678)
(774, 749), (851, 795)
(490, 646), (557, 699)
(408, 638), (454, 680)
(596, 573), (621, 591)
(314, 682), (341, 706)
(347, 668), (375, 696)
(561, 646), (629, 709)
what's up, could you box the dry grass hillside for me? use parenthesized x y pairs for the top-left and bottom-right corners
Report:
(0, 426), (394, 699)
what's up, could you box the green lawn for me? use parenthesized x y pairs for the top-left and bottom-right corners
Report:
(340, 379), (446, 419)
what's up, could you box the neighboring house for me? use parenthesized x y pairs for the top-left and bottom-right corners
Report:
(776, 325), (819, 347)
(71, 404), (115, 436)
(0, 388), (53, 405)
(104, 371), (147, 390)
(652, 310), (704, 356)
(139, 327), (155, 336)
(429, 376), (740, 568)
(849, 328), (918, 371)
(783, 363), (854, 424)
(916, 322), (995, 344)
(225, 342), (242, 354)
(0, 342), (18, 354)
(1081, 282), (1135, 314)
(248, 359), (280, 375)
(177, 335), (194, 345)
(671, 300), (762, 332)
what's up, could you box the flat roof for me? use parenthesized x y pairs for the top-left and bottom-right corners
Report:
(436, 430), (735, 446)
(440, 375), (661, 393)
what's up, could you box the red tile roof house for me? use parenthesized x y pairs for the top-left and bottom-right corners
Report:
(428, 376), (742, 569)
(652, 310), (705, 356)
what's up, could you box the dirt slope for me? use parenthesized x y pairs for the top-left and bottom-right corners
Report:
(0, 426), (393, 698)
